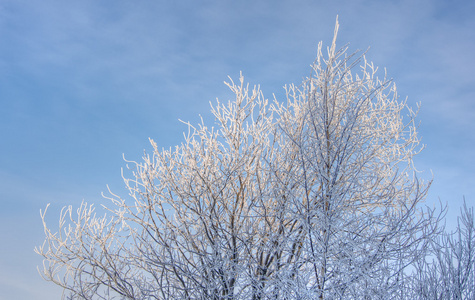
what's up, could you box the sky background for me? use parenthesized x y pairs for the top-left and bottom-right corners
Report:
(0, 0), (474, 299)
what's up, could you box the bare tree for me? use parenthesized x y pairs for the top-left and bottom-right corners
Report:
(36, 19), (439, 299)
(409, 200), (475, 300)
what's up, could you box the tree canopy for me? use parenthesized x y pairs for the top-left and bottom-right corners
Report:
(36, 19), (473, 300)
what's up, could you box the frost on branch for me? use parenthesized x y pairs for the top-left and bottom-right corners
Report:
(36, 19), (443, 299)
(409, 200), (475, 299)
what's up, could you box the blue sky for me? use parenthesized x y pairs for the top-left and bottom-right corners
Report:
(0, 0), (474, 298)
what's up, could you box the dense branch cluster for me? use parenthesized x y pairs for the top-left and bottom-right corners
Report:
(36, 20), (474, 299)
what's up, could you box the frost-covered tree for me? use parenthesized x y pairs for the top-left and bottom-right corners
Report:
(36, 19), (439, 299)
(409, 200), (475, 300)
